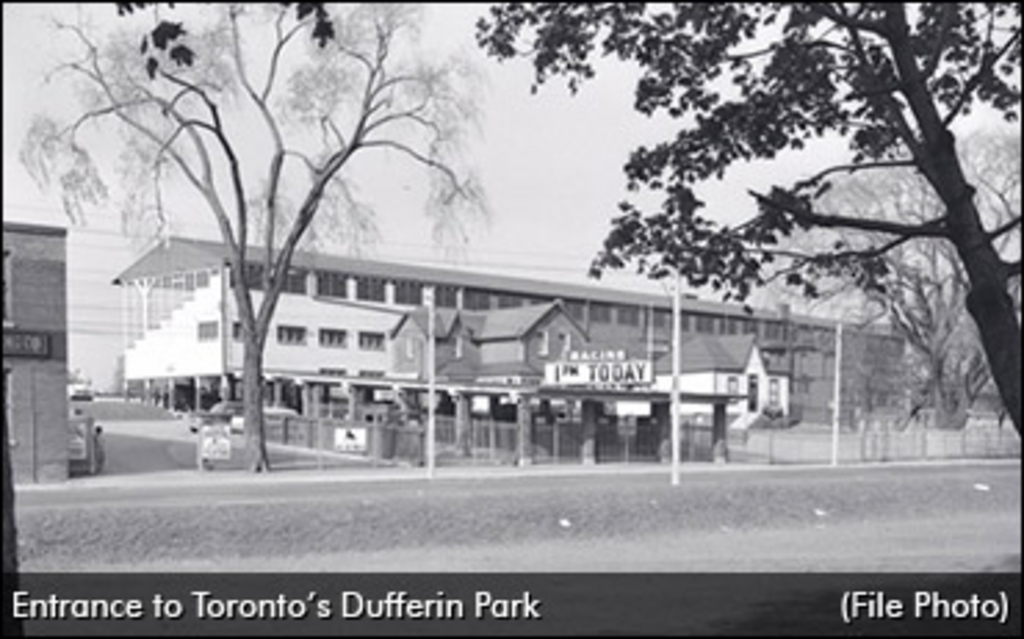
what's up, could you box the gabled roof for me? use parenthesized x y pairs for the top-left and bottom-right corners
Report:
(393, 300), (589, 343)
(465, 302), (562, 341)
(390, 307), (460, 339)
(653, 334), (782, 375)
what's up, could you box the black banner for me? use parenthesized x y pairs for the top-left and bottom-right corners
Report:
(5, 572), (1020, 636)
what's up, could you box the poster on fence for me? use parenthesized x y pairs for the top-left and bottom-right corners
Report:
(200, 424), (232, 460)
(334, 426), (367, 453)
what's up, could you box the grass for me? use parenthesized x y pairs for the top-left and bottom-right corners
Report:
(17, 464), (1020, 571)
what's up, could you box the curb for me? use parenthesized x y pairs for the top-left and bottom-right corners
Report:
(17, 456), (1021, 493)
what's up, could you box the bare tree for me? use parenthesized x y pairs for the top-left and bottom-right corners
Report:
(815, 134), (1021, 428)
(22, 4), (487, 471)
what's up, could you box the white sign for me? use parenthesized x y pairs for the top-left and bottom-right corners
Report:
(68, 423), (88, 460)
(200, 425), (232, 460)
(334, 427), (367, 453)
(544, 360), (653, 387)
(615, 401), (652, 417)
(567, 349), (627, 362)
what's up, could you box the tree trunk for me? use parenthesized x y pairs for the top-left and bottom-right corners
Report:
(3, 411), (23, 636)
(243, 342), (271, 472)
(963, 274), (1021, 434)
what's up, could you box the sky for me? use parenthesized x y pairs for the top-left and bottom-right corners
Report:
(3, 3), (1014, 391)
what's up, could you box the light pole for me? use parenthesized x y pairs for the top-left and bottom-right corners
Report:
(425, 286), (436, 479)
(830, 321), (844, 467)
(671, 267), (681, 486)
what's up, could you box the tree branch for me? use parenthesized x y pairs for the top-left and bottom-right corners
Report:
(811, 3), (890, 37)
(987, 215), (1022, 241)
(921, 3), (958, 79)
(941, 28), (1022, 127)
(750, 190), (949, 237)
(361, 139), (466, 198)
(795, 159), (917, 191)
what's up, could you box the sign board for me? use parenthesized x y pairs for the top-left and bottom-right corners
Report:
(3, 330), (51, 359)
(544, 359), (653, 388)
(200, 424), (232, 460)
(615, 401), (652, 417)
(334, 427), (367, 453)
(68, 419), (89, 460)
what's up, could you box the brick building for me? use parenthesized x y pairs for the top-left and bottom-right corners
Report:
(3, 222), (69, 483)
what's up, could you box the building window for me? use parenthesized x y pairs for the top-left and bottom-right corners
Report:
(244, 262), (264, 290)
(316, 271), (348, 298)
(319, 328), (348, 348)
(358, 370), (385, 378)
(319, 368), (348, 377)
(566, 300), (585, 321)
(196, 270), (211, 289)
(769, 378), (781, 407)
(455, 335), (464, 359)
(653, 309), (670, 329)
(464, 288), (492, 311)
(232, 322), (244, 342)
(394, 280), (423, 306)
(435, 285), (458, 309)
(538, 330), (550, 357)
(695, 315), (716, 334)
(743, 318), (758, 334)
(3, 250), (11, 325)
(724, 318), (739, 335)
(356, 277), (386, 302)
(282, 268), (308, 295)
(617, 305), (640, 326)
(727, 376), (739, 395)
(197, 321), (219, 342)
(748, 374), (759, 412)
(277, 325), (307, 346)
(590, 303), (612, 324)
(497, 293), (524, 308)
(359, 331), (386, 351)
(405, 336), (417, 359)
(559, 331), (572, 357)
(764, 321), (784, 341)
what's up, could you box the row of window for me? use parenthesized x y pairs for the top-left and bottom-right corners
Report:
(271, 325), (386, 351)
(227, 263), (818, 341)
(198, 321), (387, 351)
(725, 375), (782, 411)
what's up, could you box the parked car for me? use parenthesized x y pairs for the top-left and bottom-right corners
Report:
(189, 402), (298, 434)
(189, 401), (244, 434)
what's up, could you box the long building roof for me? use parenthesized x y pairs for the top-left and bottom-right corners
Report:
(113, 236), (836, 327)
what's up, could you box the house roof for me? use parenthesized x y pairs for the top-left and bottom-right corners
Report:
(653, 334), (787, 376)
(111, 236), (835, 327)
(464, 302), (559, 341)
(394, 300), (588, 343)
(390, 307), (460, 339)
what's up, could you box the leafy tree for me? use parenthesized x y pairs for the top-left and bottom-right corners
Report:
(24, 4), (486, 471)
(477, 3), (1022, 434)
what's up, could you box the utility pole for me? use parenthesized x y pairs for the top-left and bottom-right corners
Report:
(426, 286), (436, 480)
(831, 321), (844, 467)
(671, 268), (681, 486)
